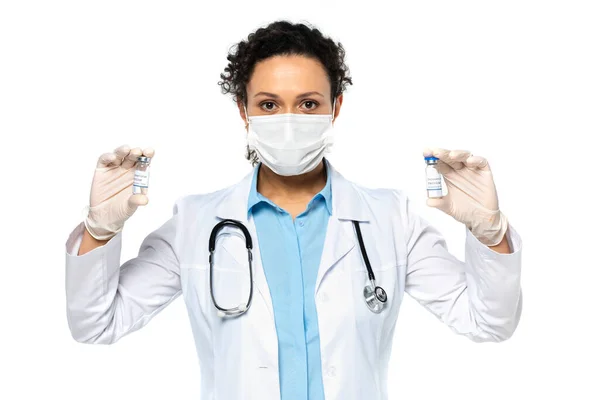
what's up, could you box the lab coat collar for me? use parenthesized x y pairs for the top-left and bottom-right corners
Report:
(214, 159), (364, 315)
(215, 158), (370, 222)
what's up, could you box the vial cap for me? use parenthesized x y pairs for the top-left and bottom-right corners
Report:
(424, 156), (439, 161)
(137, 156), (151, 162)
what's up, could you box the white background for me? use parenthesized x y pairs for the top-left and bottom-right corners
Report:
(1, 1), (599, 399)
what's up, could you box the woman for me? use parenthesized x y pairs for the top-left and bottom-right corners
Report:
(65, 20), (523, 400)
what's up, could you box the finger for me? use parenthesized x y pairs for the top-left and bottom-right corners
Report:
(423, 147), (435, 157)
(465, 155), (490, 171)
(446, 149), (471, 170)
(433, 148), (468, 170)
(129, 194), (148, 206)
(426, 197), (451, 214)
(431, 147), (452, 164)
(125, 194), (148, 216)
(122, 147), (142, 169)
(448, 149), (472, 163)
(96, 152), (118, 168)
(142, 147), (155, 158)
(113, 144), (131, 166)
(435, 160), (453, 175)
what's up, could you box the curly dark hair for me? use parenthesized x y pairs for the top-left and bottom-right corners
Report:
(218, 20), (353, 165)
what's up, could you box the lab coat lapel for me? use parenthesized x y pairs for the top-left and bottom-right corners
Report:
(245, 215), (274, 319)
(215, 170), (275, 320)
(315, 162), (370, 295)
(213, 162), (370, 317)
(314, 216), (355, 295)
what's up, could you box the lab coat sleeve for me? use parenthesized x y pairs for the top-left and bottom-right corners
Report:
(396, 191), (523, 342)
(64, 201), (182, 345)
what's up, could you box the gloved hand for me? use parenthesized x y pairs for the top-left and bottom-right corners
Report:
(83, 144), (155, 240)
(423, 147), (508, 246)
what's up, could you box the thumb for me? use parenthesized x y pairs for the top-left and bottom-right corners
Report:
(126, 194), (148, 215)
(426, 197), (451, 213)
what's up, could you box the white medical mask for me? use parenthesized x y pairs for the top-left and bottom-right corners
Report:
(244, 104), (335, 176)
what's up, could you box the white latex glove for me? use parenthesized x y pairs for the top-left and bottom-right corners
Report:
(423, 147), (508, 246)
(83, 144), (155, 240)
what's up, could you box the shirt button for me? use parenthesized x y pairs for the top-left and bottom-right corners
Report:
(298, 221), (304, 227)
(327, 366), (337, 377)
(319, 292), (328, 302)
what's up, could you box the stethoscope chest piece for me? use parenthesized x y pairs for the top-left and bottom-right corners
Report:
(352, 220), (388, 314)
(363, 281), (387, 314)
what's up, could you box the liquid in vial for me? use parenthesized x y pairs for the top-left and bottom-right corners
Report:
(425, 156), (443, 198)
(133, 156), (151, 194)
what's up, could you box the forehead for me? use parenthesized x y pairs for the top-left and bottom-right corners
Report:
(247, 55), (331, 96)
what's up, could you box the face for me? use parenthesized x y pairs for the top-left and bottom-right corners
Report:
(238, 55), (342, 127)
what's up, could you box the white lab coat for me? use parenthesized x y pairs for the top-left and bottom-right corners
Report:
(65, 162), (523, 400)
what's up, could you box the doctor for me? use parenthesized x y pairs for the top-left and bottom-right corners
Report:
(65, 20), (523, 400)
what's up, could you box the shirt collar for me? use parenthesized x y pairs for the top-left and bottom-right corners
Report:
(246, 165), (263, 214)
(247, 159), (333, 216)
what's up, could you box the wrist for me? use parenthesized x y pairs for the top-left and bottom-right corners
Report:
(82, 204), (122, 241)
(468, 209), (508, 246)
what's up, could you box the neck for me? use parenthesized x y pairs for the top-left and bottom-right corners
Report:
(257, 160), (327, 202)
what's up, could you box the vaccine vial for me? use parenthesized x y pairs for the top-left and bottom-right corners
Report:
(425, 156), (443, 198)
(133, 156), (151, 195)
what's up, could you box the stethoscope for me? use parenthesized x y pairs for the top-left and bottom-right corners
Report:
(209, 219), (388, 318)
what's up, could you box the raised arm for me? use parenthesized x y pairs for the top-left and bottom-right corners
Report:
(64, 144), (181, 344)
(65, 203), (182, 344)
(400, 191), (523, 342)
(399, 147), (523, 341)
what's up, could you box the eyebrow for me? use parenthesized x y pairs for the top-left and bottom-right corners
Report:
(253, 91), (325, 99)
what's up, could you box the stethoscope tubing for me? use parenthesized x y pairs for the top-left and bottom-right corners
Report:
(352, 220), (375, 282)
(208, 218), (386, 317)
(209, 219), (254, 316)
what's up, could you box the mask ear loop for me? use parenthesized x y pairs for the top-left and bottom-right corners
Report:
(324, 98), (337, 157)
(332, 98), (337, 125)
(243, 104), (249, 129)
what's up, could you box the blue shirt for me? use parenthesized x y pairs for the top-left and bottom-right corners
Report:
(247, 160), (332, 400)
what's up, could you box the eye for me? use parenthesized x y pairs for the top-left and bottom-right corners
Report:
(260, 101), (278, 111)
(301, 100), (319, 111)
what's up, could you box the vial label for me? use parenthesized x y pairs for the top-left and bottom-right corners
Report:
(133, 170), (149, 188)
(426, 167), (442, 191)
